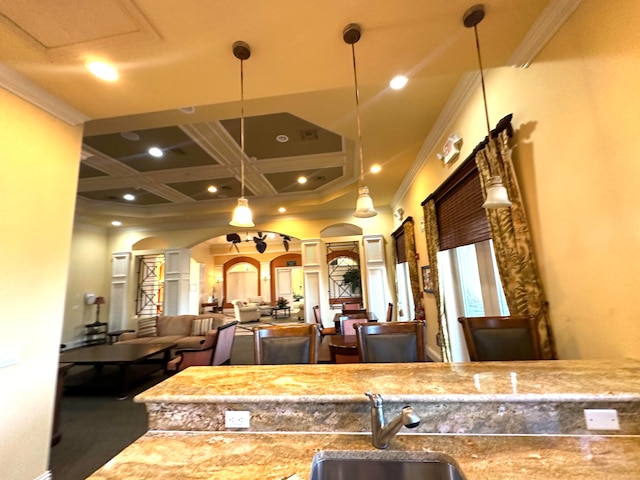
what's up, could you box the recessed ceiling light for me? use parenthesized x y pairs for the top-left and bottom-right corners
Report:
(86, 61), (119, 82)
(111, 220), (122, 226)
(297, 176), (307, 184)
(179, 106), (195, 114)
(207, 186), (218, 193)
(148, 147), (163, 157)
(278, 207), (286, 213)
(120, 131), (140, 141)
(276, 134), (289, 143)
(123, 194), (135, 201)
(370, 164), (382, 174)
(389, 75), (408, 90)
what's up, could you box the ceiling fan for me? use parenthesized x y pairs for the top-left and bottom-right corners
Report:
(226, 232), (268, 253)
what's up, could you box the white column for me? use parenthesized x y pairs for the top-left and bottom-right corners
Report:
(301, 239), (329, 325)
(109, 251), (131, 330)
(362, 235), (390, 322)
(164, 248), (192, 315)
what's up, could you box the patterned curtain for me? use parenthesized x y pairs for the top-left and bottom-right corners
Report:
(422, 200), (452, 361)
(475, 129), (556, 359)
(403, 219), (422, 314)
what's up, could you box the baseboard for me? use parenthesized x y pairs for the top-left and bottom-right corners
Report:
(34, 471), (52, 480)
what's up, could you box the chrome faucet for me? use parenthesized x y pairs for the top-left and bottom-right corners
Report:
(364, 391), (421, 449)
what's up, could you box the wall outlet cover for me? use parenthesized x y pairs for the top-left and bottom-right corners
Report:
(225, 410), (250, 429)
(584, 409), (620, 430)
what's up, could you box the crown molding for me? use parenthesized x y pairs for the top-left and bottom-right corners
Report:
(0, 64), (90, 125)
(508, 0), (583, 68)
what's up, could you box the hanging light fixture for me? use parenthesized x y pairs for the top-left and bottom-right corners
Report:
(343, 23), (377, 218)
(463, 5), (512, 209)
(229, 40), (256, 227)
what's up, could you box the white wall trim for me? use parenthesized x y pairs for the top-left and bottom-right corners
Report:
(507, 0), (583, 68)
(0, 65), (90, 126)
(34, 471), (52, 480)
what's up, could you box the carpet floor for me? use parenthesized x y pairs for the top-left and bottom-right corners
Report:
(49, 332), (257, 479)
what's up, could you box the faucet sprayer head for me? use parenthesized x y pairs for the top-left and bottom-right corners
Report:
(401, 406), (421, 429)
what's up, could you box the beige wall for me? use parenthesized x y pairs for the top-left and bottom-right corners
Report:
(0, 88), (82, 479)
(396, 0), (640, 360)
(63, 225), (111, 345)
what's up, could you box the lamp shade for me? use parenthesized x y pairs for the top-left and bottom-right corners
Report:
(94, 296), (105, 305)
(482, 176), (512, 209)
(353, 186), (378, 218)
(229, 197), (255, 227)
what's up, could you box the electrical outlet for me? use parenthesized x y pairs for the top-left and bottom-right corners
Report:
(225, 410), (250, 429)
(584, 409), (620, 430)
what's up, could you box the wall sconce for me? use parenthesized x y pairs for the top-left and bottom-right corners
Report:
(436, 133), (463, 164)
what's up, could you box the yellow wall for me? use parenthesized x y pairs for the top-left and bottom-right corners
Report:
(64, 226), (111, 344)
(0, 88), (82, 479)
(396, 0), (640, 360)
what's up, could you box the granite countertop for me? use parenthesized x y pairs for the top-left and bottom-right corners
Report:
(88, 431), (640, 479)
(136, 359), (640, 404)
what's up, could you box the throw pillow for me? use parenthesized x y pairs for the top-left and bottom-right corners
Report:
(138, 316), (158, 337)
(191, 317), (215, 336)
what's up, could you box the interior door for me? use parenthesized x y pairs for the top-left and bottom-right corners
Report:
(275, 267), (302, 304)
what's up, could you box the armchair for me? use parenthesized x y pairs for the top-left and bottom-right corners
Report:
(167, 321), (238, 372)
(232, 299), (260, 323)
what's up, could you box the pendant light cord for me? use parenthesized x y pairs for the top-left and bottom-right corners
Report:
(473, 25), (492, 142)
(350, 43), (365, 186)
(240, 57), (246, 198)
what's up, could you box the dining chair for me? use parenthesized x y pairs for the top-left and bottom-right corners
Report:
(329, 344), (360, 364)
(457, 315), (543, 361)
(167, 321), (238, 372)
(313, 305), (336, 336)
(342, 302), (361, 311)
(213, 297), (225, 313)
(385, 303), (394, 322)
(355, 320), (427, 363)
(340, 316), (366, 336)
(253, 323), (319, 364)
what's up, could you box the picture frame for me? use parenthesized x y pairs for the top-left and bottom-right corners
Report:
(422, 265), (433, 293)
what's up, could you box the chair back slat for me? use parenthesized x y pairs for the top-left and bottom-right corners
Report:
(253, 324), (319, 364)
(355, 320), (427, 362)
(457, 315), (543, 361)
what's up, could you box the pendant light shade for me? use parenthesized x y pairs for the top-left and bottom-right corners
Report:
(464, 4), (512, 210)
(344, 23), (377, 218)
(229, 40), (255, 227)
(482, 176), (512, 208)
(354, 186), (377, 218)
(230, 197), (254, 227)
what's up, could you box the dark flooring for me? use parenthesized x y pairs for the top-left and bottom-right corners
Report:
(49, 334), (254, 479)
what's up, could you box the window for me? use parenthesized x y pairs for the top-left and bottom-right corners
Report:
(439, 239), (509, 361)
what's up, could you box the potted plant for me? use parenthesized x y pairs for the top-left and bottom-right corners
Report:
(276, 296), (289, 308)
(342, 266), (361, 294)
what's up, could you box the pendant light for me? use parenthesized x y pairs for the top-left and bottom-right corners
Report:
(463, 5), (512, 209)
(229, 40), (256, 227)
(343, 23), (377, 218)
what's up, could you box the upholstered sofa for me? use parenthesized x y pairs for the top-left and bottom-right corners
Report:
(231, 299), (261, 323)
(117, 313), (226, 350)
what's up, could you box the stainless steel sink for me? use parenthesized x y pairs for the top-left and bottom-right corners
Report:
(310, 450), (467, 480)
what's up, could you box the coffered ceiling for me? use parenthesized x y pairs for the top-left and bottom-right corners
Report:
(0, 0), (577, 230)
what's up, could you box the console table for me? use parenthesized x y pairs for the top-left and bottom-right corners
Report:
(84, 322), (108, 346)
